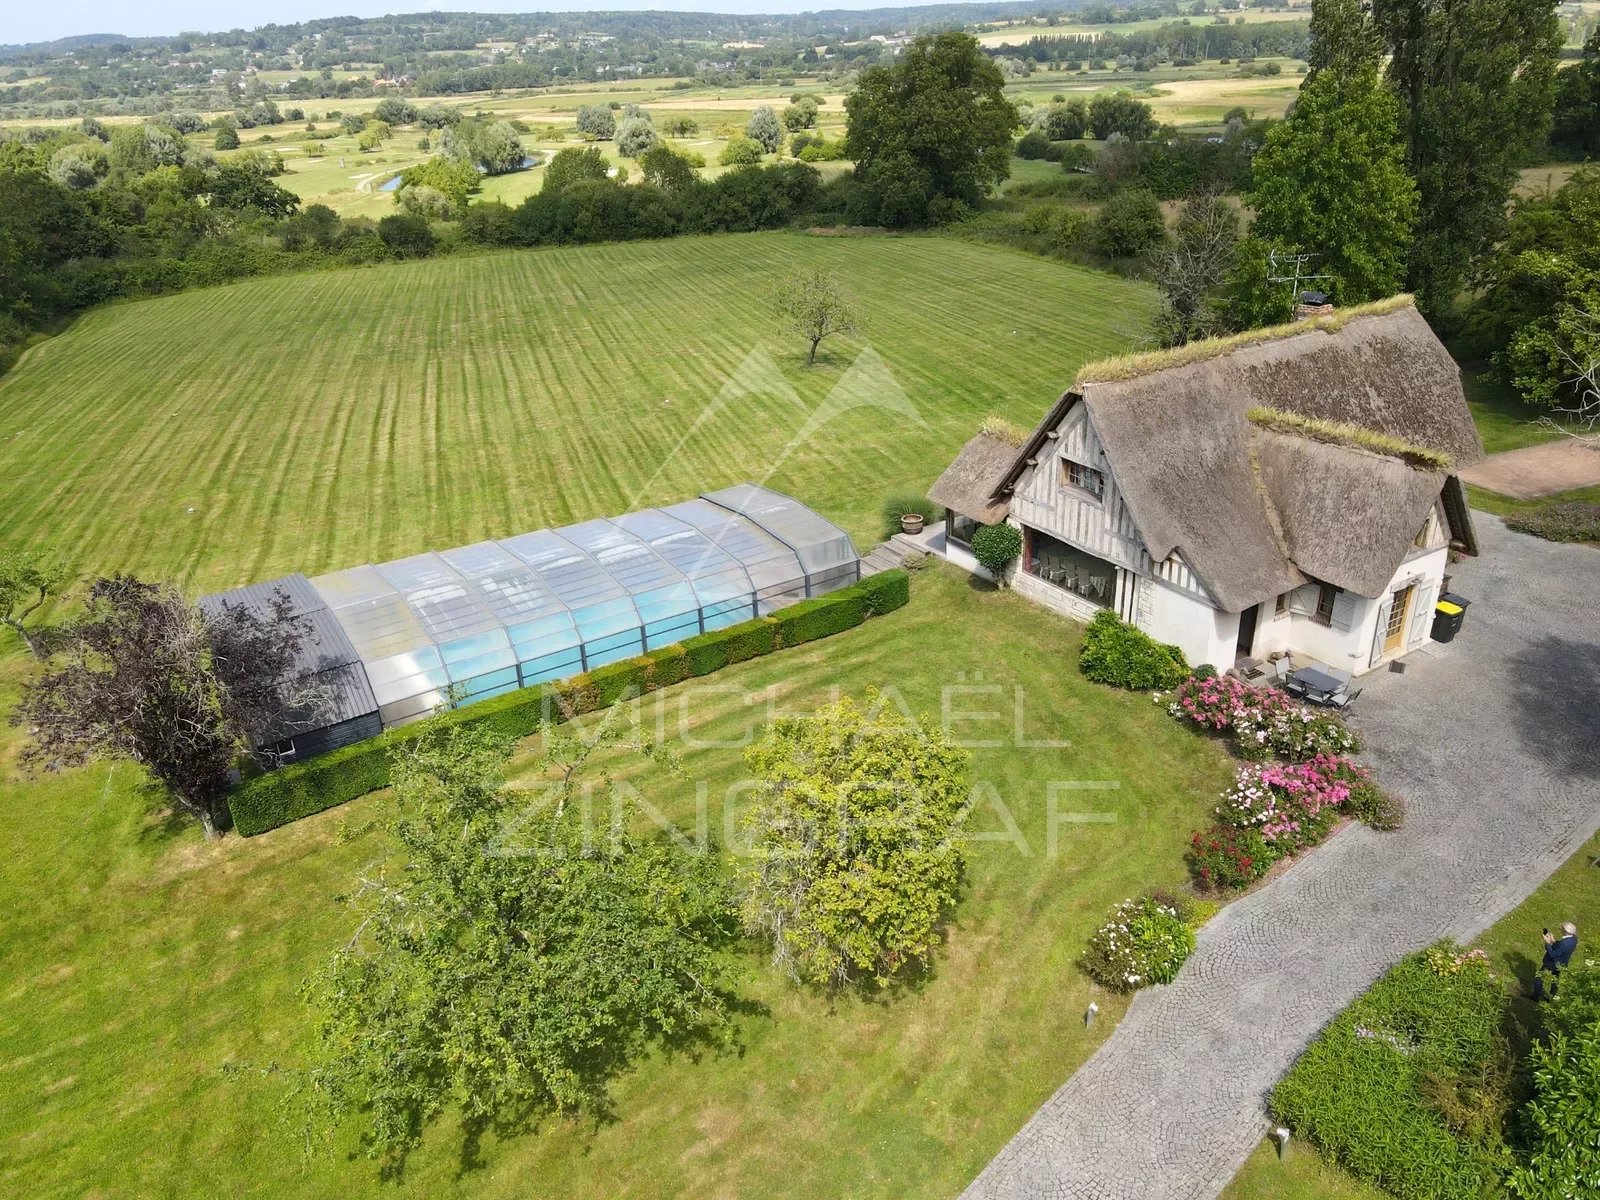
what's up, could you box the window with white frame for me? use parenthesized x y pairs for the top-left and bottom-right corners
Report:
(1060, 456), (1105, 500)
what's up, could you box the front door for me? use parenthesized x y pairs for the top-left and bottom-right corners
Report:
(1236, 603), (1260, 658)
(1382, 584), (1414, 656)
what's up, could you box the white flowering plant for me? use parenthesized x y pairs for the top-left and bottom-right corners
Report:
(1081, 894), (1197, 993)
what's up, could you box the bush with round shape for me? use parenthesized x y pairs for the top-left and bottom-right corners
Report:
(970, 522), (1022, 581)
(719, 137), (763, 166)
(214, 126), (240, 150)
(1016, 130), (1050, 160)
(1188, 823), (1277, 892)
(1081, 895), (1197, 992)
(615, 116), (658, 158)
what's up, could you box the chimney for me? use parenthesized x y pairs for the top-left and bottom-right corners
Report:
(1294, 290), (1334, 322)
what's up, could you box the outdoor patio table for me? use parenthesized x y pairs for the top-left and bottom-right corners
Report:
(1290, 666), (1344, 698)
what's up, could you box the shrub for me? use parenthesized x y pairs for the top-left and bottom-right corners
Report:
(971, 522), (1022, 580)
(1504, 502), (1600, 544)
(796, 137), (847, 162)
(855, 568), (911, 616)
(1016, 130), (1050, 159)
(881, 492), (939, 537)
(1080, 611), (1190, 691)
(1094, 188), (1167, 259)
(215, 127), (240, 150)
(719, 137), (763, 166)
(1188, 823), (1277, 891)
(1344, 772), (1405, 831)
(1214, 756), (1355, 852)
(1272, 945), (1511, 1200)
(1081, 894), (1197, 992)
(1511, 964), (1600, 1199)
(228, 572), (910, 835)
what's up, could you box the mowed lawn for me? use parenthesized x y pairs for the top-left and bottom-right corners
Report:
(0, 565), (1238, 1199)
(0, 232), (1154, 595)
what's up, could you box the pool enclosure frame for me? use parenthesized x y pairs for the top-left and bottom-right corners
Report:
(199, 485), (859, 763)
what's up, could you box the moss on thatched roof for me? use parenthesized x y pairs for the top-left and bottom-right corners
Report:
(1073, 295), (1417, 386)
(1246, 407), (1454, 471)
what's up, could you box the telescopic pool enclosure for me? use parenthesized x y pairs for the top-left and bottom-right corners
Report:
(198, 485), (860, 764)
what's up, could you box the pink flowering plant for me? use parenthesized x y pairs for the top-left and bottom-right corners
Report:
(1161, 673), (1360, 762)
(1215, 754), (1356, 852)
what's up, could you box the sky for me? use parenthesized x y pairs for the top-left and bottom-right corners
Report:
(8, 1), (921, 47)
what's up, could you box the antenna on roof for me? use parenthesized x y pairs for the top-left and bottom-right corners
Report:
(1267, 249), (1334, 322)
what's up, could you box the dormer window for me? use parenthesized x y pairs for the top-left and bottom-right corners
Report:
(1061, 457), (1105, 500)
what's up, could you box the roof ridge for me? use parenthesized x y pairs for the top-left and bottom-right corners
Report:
(1247, 407), (1453, 471)
(1073, 295), (1417, 386)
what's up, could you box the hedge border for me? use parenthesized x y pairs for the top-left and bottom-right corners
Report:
(229, 569), (910, 836)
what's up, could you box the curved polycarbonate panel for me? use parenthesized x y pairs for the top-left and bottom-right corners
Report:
(659, 499), (807, 613)
(702, 483), (860, 593)
(230, 486), (860, 745)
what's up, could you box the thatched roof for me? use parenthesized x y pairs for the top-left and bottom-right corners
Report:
(929, 432), (1016, 525)
(1252, 429), (1446, 599)
(981, 303), (1482, 612)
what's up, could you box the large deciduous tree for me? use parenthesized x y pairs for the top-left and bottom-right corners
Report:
(1551, 30), (1600, 159)
(11, 576), (317, 839)
(845, 31), (1017, 227)
(1151, 195), (1242, 347)
(302, 724), (735, 1163)
(1471, 169), (1600, 413)
(1246, 62), (1417, 304)
(739, 694), (969, 989)
(774, 267), (861, 364)
(1372, 0), (1563, 316)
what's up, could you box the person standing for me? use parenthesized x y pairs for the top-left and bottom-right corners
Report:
(1533, 922), (1579, 999)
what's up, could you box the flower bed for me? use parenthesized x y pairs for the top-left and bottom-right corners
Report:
(1081, 893), (1200, 992)
(1161, 673), (1360, 762)
(1188, 753), (1385, 892)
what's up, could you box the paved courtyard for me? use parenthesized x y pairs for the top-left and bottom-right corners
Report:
(960, 516), (1600, 1200)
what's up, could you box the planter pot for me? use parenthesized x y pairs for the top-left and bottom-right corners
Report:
(900, 513), (925, 535)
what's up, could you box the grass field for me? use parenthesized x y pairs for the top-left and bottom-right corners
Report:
(975, 6), (1311, 45)
(0, 232), (1154, 595)
(0, 561), (1238, 1199)
(1224, 830), (1600, 1199)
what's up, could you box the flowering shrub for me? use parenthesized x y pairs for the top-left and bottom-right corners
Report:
(1081, 894), (1197, 992)
(1423, 945), (1492, 979)
(1162, 672), (1360, 762)
(1188, 823), (1278, 892)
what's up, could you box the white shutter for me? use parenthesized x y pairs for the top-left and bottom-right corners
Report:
(1329, 590), (1358, 632)
(1408, 582), (1437, 649)
(1287, 584), (1318, 616)
(1369, 595), (1393, 667)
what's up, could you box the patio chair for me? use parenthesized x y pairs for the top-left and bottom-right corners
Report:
(1272, 659), (1291, 683)
(1329, 688), (1362, 712)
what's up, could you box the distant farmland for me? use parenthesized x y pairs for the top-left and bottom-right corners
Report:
(0, 232), (1152, 593)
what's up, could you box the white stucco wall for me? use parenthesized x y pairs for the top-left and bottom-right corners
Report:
(1249, 545), (1451, 675)
(1139, 577), (1237, 671)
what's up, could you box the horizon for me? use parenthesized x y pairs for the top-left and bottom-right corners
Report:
(7, 0), (986, 48)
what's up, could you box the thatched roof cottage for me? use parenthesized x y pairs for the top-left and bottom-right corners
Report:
(928, 299), (1483, 676)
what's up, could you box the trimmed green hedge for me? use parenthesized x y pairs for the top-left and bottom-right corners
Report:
(229, 570), (910, 836)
